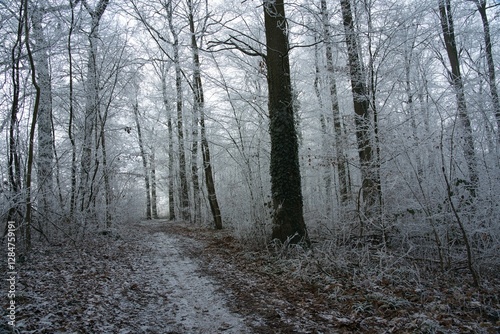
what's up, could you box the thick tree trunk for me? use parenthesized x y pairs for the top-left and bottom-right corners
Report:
(313, 41), (334, 216)
(264, 0), (309, 245)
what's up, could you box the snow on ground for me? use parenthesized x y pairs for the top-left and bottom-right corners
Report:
(137, 221), (251, 333)
(2, 219), (499, 333)
(2, 220), (252, 333)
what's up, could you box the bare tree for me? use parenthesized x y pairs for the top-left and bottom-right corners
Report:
(187, 0), (222, 229)
(438, 0), (479, 197)
(24, 0), (41, 251)
(160, 65), (177, 220)
(133, 101), (152, 219)
(6, 1), (25, 228)
(31, 3), (54, 225)
(78, 0), (110, 218)
(320, 0), (350, 206)
(473, 0), (500, 143)
(166, 0), (190, 221)
(339, 0), (381, 221)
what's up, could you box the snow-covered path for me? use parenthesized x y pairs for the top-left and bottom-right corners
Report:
(8, 220), (498, 333)
(134, 221), (251, 333)
(10, 221), (252, 333)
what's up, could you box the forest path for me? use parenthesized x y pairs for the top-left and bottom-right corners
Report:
(9, 220), (254, 333)
(132, 220), (252, 333)
(8, 219), (497, 333)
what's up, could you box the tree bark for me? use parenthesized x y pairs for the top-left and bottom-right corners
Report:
(68, 0), (77, 219)
(79, 0), (110, 216)
(31, 4), (54, 224)
(264, 0), (309, 245)
(167, 1), (190, 221)
(313, 40), (334, 216)
(474, 0), (500, 143)
(150, 150), (159, 219)
(161, 71), (176, 220)
(133, 103), (152, 220)
(188, 0), (223, 229)
(7, 1), (24, 224)
(438, 0), (479, 196)
(25, 0), (41, 251)
(321, 0), (350, 205)
(98, 107), (113, 227)
(339, 0), (380, 217)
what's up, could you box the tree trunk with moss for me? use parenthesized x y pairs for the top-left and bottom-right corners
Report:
(264, 0), (309, 245)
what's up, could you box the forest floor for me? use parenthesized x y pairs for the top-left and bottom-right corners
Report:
(2, 219), (499, 333)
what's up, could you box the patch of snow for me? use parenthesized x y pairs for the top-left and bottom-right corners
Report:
(135, 222), (251, 333)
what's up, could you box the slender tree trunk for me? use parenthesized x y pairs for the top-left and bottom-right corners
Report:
(133, 103), (152, 220)
(25, 0), (42, 251)
(31, 4), (54, 224)
(474, 0), (500, 143)
(7, 2), (24, 224)
(188, 0), (201, 222)
(150, 150), (159, 219)
(264, 0), (309, 245)
(321, 0), (350, 205)
(99, 111), (112, 227)
(191, 91), (201, 224)
(167, 2), (190, 221)
(403, 40), (424, 179)
(313, 41), (334, 216)
(365, 4), (383, 213)
(340, 0), (380, 218)
(79, 0), (109, 217)
(68, 0), (77, 219)
(188, 0), (223, 229)
(212, 56), (257, 222)
(438, 0), (479, 197)
(161, 71), (176, 220)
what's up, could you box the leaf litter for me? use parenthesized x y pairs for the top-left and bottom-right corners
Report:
(2, 220), (499, 333)
(2, 220), (252, 334)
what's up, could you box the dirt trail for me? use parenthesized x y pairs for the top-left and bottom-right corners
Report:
(9, 220), (498, 333)
(9, 220), (254, 333)
(135, 220), (252, 333)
